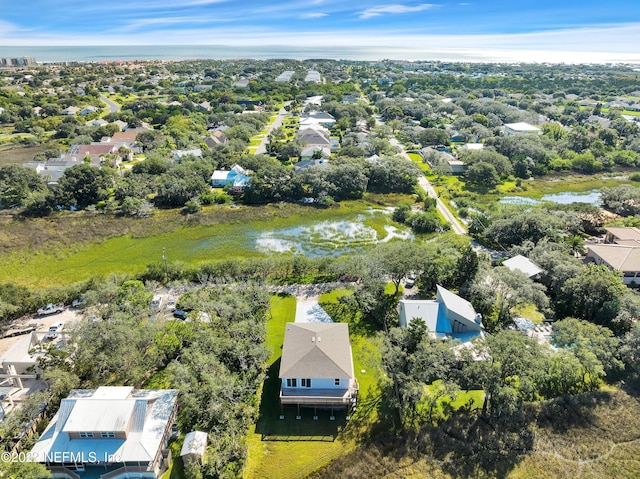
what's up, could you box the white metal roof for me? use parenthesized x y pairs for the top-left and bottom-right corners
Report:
(92, 386), (133, 399)
(399, 300), (440, 331)
(504, 122), (541, 132)
(62, 399), (135, 433)
(436, 285), (478, 323)
(31, 388), (178, 465)
(503, 255), (543, 278)
(181, 431), (208, 457)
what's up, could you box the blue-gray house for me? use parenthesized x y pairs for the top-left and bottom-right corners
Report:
(399, 285), (484, 342)
(210, 164), (251, 192)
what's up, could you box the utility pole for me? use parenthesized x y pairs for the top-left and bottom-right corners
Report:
(162, 247), (167, 280)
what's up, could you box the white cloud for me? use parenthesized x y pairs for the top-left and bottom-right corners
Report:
(116, 15), (233, 32)
(300, 12), (328, 19)
(360, 3), (437, 19)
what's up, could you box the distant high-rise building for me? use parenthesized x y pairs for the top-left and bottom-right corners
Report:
(0, 57), (36, 67)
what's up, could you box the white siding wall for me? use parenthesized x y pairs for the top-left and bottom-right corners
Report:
(282, 377), (346, 389)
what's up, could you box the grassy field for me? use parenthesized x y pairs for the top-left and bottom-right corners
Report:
(0, 143), (50, 166)
(0, 197), (409, 287)
(244, 290), (386, 479)
(503, 173), (635, 199)
(407, 152), (430, 173)
(513, 303), (546, 324)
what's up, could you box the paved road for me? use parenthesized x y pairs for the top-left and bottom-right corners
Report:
(100, 94), (121, 113)
(254, 101), (291, 155)
(389, 137), (467, 236)
(417, 177), (467, 235)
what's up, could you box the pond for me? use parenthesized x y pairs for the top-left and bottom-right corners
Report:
(499, 189), (602, 206)
(254, 215), (413, 257)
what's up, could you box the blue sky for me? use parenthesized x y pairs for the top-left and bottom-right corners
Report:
(2, 1), (640, 62)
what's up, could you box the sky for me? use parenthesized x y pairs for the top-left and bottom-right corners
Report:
(2, 1), (640, 62)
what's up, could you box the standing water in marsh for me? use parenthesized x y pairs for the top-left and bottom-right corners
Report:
(254, 215), (413, 257)
(499, 190), (602, 206)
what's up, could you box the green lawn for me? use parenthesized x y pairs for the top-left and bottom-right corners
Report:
(513, 303), (547, 324)
(419, 380), (484, 422)
(244, 291), (386, 479)
(160, 439), (185, 479)
(407, 152), (430, 173)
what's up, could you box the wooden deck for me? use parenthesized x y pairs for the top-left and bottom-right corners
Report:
(279, 380), (358, 406)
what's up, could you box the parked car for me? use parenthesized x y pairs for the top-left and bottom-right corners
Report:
(46, 321), (65, 340)
(172, 310), (188, 321)
(339, 275), (360, 283)
(150, 294), (164, 310)
(166, 296), (176, 310)
(71, 297), (86, 308)
(37, 303), (64, 316)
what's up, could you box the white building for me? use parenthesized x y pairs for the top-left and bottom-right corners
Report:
(502, 255), (543, 278)
(278, 322), (358, 409)
(31, 386), (178, 479)
(504, 122), (542, 136)
(180, 431), (208, 465)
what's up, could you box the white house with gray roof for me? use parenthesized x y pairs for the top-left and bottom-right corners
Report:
(31, 386), (178, 479)
(278, 322), (358, 409)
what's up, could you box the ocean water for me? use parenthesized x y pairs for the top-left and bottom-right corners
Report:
(0, 44), (527, 63)
(2, 45), (640, 64)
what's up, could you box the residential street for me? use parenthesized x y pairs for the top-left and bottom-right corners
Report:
(389, 136), (467, 236)
(254, 101), (291, 155)
(99, 94), (121, 113)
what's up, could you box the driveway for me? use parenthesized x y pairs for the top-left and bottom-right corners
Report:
(294, 300), (333, 323)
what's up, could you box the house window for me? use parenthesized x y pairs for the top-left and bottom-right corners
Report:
(101, 432), (115, 438)
(79, 432), (94, 438)
(334, 379), (340, 386)
(452, 320), (466, 333)
(301, 378), (311, 388)
(286, 378), (297, 388)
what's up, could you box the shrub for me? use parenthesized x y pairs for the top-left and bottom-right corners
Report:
(409, 212), (442, 233)
(183, 199), (202, 214)
(393, 202), (412, 224)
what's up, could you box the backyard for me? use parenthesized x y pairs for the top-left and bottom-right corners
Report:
(244, 291), (386, 479)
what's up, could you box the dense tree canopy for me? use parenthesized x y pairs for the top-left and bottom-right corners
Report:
(0, 164), (48, 209)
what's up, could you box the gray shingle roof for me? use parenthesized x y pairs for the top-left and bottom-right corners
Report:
(278, 323), (354, 379)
